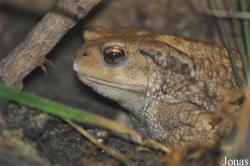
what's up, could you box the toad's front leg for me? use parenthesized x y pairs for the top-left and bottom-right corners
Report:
(145, 102), (220, 148)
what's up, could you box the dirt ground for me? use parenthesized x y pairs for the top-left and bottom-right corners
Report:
(0, 0), (249, 165)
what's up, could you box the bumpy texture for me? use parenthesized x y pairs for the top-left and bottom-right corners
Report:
(73, 27), (243, 148)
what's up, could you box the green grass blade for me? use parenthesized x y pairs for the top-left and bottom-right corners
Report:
(229, 0), (249, 81)
(210, 0), (242, 86)
(240, 0), (250, 69)
(0, 83), (170, 153)
(0, 83), (141, 140)
(0, 84), (171, 153)
(0, 83), (94, 123)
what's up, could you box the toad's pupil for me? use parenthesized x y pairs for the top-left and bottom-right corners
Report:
(111, 52), (117, 60)
(103, 47), (125, 65)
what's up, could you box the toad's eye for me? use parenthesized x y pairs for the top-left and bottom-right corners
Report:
(103, 47), (126, 65)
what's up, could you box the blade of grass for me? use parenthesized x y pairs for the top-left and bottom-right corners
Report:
(240, 0), (250, 69)
(209, 0), (242, 87)
(229, 0), (249, 81)
(0, 83), (170, 153)
(229, 0), (246, 54)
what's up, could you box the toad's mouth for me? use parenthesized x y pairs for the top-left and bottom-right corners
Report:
(77, 73), (146, 93)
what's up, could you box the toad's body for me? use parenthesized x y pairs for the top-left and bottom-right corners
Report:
(73, 27), (242, 147)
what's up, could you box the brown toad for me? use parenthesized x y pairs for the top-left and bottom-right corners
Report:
(73, 27), (242, 148)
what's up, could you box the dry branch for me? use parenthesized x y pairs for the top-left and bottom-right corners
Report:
(0, 0), (101, 88)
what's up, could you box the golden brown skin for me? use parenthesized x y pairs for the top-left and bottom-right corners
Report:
(73, 26), (242, 148)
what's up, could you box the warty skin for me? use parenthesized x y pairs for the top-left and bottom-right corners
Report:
(73, 27), (243, 147)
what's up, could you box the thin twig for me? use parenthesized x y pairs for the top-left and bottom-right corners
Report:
(0, 0), (101, 88)
(198, 8), (250, 20)
(65, 119), (131, 165)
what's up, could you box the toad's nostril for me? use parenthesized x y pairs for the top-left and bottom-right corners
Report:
(83, 53), (88, 56)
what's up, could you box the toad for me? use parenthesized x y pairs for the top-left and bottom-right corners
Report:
(73, 27), (242, 148)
